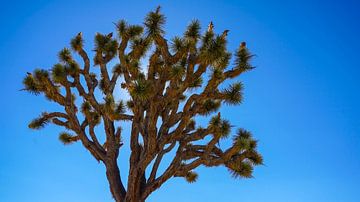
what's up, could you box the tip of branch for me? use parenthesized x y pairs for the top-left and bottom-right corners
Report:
(156, 5), (161, 13)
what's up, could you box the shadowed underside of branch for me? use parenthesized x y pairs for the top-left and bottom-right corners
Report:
(23, 6), (262, 202)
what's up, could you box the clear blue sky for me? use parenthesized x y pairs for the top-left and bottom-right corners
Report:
(1, 0), (359, 201)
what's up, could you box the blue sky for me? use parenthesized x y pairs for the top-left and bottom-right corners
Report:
(1, 0), (360, 201)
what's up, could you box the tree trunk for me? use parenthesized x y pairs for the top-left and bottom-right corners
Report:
(123, 144), (146, 202)
(124, 171), (146, 202)
(106, 160), (126, 202)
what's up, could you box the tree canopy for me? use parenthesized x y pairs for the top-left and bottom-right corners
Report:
(23, 6), (262, 202)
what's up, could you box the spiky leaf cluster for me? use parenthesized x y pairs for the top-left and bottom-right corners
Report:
(198, 99), (221, 116)
(22, 74), (41, 95)
(51, 64), (67, 83)
(94, 33), (119, 64)
(130, 37), (151, 59)
(184, 171), (198, 183)
(59, 132), (79, 145)
(70, 33), (84, 51)
(224, 129), (263, 178)
(116, 20), (144, 39)
(144, 6), (166, 36)
(199, 34), (229, 67)
(28, 113), (50, 129)
(234, 43), (255, 72)
(81, 101), (101, 126)
(209, 115), (232, 137)
(222, 82), (243, 105)
(171, 37), (186, 53)
(129, 79), (153, 101)
(23, 69), (62, 100)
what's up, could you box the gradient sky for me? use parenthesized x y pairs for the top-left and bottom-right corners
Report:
(1, 0), (360, 201)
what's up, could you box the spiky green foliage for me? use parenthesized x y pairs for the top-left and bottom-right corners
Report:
(144, 7), (166, 36)
(65, 61), (80, 76)
(199, 99), (221, 116)
(34, 69), (49, 81)
(212, 51), (231, 69)
(184, 20), (201, 47)
(126, 100), (135, 110)
(116, 20), (144, 39)
(170, 65), (186, 79)
(115, 100), (126, 114)
(219, 119), (232, 138)
(247, 150), (263, 165)
(130, 37), (151, 59)
(51, 64), (67, 83)
(116, 20), (128, 37)
(171, 36), (186, 53)
(28, 113), (49, 129)
(129, 79), (153, 101)
(104, 94), (116, 113)
(223, 82), (243, 105)
(188, 77), (203, 89)
(209, 114), (221, 127)
(209, 115), (232, 137)
(81, 101), (92, 114)
(233, 128), (253, 150)
(94, 33), (118, 64)
(185, 171), (198, 183)
(212, 68), (225, 80)
(59, 132), (79, 145)
(199, 35), (228, 66)
(99, 77), (107, 92)
(127, 25), (144, 39)
(70, 33), (83, 51)
(234, 43), (255, 72)
(59, 48), (72, 63)
(202, 30), (214, 46)
(22, 74), (41, 95)
(228, 161), (254, 178)
(90, 112), (101, 125)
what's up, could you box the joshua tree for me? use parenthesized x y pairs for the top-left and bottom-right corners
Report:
(22, 7), (262, 202)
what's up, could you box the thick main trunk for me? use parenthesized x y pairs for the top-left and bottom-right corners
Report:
(124, 171), (146, 202)
(106, 161), (126, 202)
(105, 160), (146, 202)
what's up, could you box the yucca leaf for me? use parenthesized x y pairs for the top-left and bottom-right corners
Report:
(228, 161), (253, 178)
(51, 63), (67, 83)
(188, 77), (202, 89)
(171, 36), (185, 53)
(184, 20), (201, 42)
(81, 101), (92, 114)
(222, 82), (243, 105)
(59, 132), (79, 145)
(23, 74), (41, 95)
(199, 99), (221, 116)
(70, 33), (83, 51)
(144, 7), (166, 36)
(58, 48), (72, 63)
(116, 20), (128, 37)
(233, 128), (253, 150)
(130, 79), (153, 101)
(115, 100), (126, 114)
(234, 43), (255, 72)
(127, 25), (144, 38)
(185, 171), (198, 183)
(28, 113), (50, 129)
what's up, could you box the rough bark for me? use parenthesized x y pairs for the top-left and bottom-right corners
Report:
(105, 160), (126, 202)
